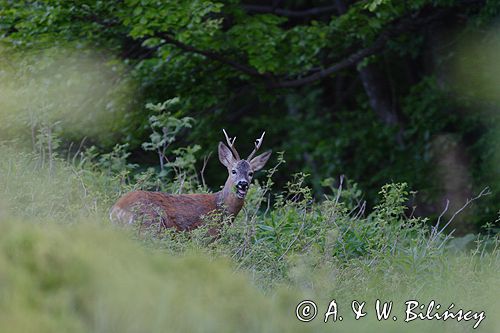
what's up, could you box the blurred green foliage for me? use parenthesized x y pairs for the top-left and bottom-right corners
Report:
(1, 0), (500, 229)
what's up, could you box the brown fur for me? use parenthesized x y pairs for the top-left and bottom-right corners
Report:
(110, 190), (244, 235)
(112, 191), (214, 229)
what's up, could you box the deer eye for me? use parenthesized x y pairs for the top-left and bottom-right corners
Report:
(248, 172), (254, 177)
(231, 170), (236, 175)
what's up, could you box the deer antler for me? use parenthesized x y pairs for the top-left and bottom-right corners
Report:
(222, 129), (241, 160)
(247, 131), (265, 160)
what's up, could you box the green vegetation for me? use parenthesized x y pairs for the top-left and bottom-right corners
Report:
(2, 0), (500, 229)
(0, 145), (498, 332)
(0, 1), (499, 331)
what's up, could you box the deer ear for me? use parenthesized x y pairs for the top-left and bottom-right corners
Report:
(249, 150), (272, 171)
(218, 142), (236, 168)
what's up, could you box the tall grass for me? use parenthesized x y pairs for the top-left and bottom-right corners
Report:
(0, 145), (498, 332)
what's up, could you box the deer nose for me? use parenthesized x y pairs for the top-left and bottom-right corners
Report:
(237, 180), (248, 189)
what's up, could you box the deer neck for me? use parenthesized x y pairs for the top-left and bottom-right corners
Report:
(217, 177), (244, 218)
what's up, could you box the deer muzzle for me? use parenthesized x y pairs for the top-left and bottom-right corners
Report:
(235, 181), (249, 198)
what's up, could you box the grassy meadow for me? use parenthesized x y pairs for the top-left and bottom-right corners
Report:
(0, 144), (498, 333)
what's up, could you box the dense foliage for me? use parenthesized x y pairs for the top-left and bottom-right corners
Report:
(2, 0), (500, 231)
(1, 2), (499, 331)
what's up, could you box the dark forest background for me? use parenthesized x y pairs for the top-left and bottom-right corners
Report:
(1, 0), (500, 234)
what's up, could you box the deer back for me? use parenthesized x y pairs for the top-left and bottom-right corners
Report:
(110, 191), (220, 231)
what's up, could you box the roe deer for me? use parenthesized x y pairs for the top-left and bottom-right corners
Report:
(109, 130), (271, 235)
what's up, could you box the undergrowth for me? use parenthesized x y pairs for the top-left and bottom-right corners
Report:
(0, 138), (498, 332)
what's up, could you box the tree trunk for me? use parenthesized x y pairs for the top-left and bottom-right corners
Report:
(335, 0), (404, 146)
(358, 65), (400, 126)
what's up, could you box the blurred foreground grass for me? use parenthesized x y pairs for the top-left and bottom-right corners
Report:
(0, 146), (498, 332)
(0, 219), (303, 333)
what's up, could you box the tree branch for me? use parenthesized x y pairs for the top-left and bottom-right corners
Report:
(156, 6), (452, 89)
(242, 4), (338, 17)
(269, 33), (389, 88)
(156, 30), (388, 88)
(157, 33), (267, 79)
(269, 7), (451, 88)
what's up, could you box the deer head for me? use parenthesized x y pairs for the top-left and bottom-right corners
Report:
(218, 129), (272, 199)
